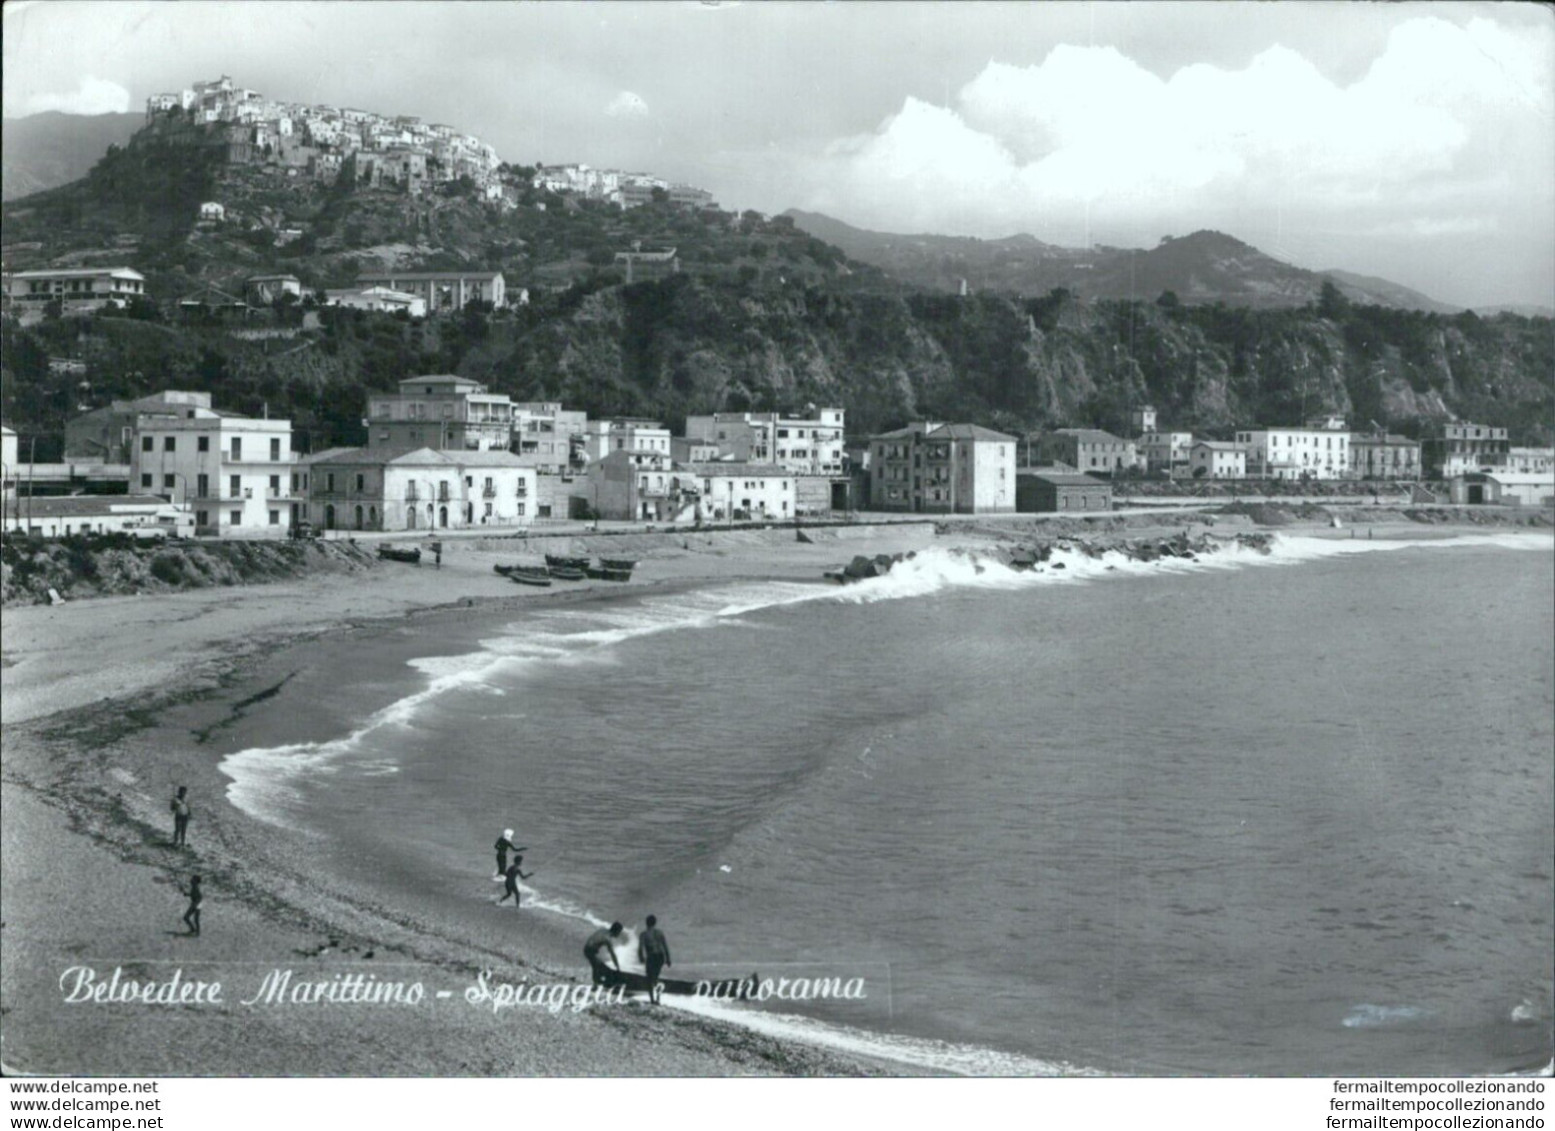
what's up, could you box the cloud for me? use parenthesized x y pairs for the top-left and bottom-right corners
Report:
(781, 15), (1554, 253)
(16, 75), (130, 116)
(604, 91), (649, 119)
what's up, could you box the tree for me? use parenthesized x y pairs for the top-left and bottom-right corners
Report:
(1156, 290), (1181, 310)
(1317, 280), (1351, 321)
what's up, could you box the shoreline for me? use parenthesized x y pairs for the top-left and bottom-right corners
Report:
(3, 513), (1548, 1076)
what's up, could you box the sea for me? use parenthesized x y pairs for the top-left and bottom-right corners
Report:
(219, 530), (1555, 1076)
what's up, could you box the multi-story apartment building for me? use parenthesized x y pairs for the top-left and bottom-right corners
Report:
(130, 403), (297, 536)
(354, 271), (505, 312)
(303, 448), (536, 532)
(512, 402), (588, 473)
(869, 422), (1016, 513)
(587, 449), (682, 522)
(364, 376), (514, 452)
(580, 419), (671, 463)
(1421, 422), (1511, 479)
(1233, 420), (1350, 480)
(1349, 431), (1422, 480)
(684, 408), (846, 476)
(1189, 441), (1247, 479)
(1137, 431), (1194, 475)
(66, 391), (213, 463)
(1031, 429), (1138, 475)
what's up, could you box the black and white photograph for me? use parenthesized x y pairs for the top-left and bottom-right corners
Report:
(1, 0), (1551, 1114)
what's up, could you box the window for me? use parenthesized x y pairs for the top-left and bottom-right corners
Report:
(230, 511), (242, 526)
(516, 502), (525, 516)
(270, 437), (281, 461)
(269, 475), (281, 494)
(269, 510), (281, 525)
(198, 436), (209, 452)
(164, 474), (176, 489)
(355, 473), (365, 492)
(326, 472), (336, 492)
(230, 475), (242, 497)
(141, 473), (153, 488)
(231, 438), (242, 460)
(142, 436), (154, 452)
(197, 511), (209, 527)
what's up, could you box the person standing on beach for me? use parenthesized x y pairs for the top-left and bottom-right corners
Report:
(584, 922), (624, 985)
(637, 914), (672, 1004)
(170, 786), (191, 847)
(495, 854), (532, 908)
(182, 875), (202, 936)
(493, 829), (524, 879)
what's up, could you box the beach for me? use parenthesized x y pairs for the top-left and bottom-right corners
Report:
(2, 523), (948, 1077)
(3, 510), (1548, 1077)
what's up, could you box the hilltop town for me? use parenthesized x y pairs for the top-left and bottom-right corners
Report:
(2, 74), (1553, 564)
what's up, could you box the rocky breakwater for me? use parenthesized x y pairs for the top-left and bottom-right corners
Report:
(822, 530), (1273, 583)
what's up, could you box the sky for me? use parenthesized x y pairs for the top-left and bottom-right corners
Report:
(3, 1), (1552, 309)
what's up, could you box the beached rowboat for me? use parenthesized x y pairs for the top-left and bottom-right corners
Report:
(547, 566), (588, 581)
(598, 557), (639, 572)
(506, 568), (552, 587)
(583, 566), (633, 582)
(545, 553), (590, 570)
(377, 545), (422, 564)
(596, 967), (759, 1000)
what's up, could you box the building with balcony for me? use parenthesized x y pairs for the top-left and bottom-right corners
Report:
(1137, 430), (1194, 476)
(302, 448), (536, 532)
(1233, 422), (1351, 480)
(1421, 422), (1511, 479)
(512, 402), (588, 473)
(868, 422), (1016, 514)
(1349, 431), (1421, 480)
(683, 408), (846, 476)
(365, 375), (514, 452)
(586, 449), (685, 523)
(245, 274), (303, 304)
(1507, 447), (1554, 475)
(129, 405), (297, 536)
(353, 270), (505, 312)
(2, 267), (147, 324)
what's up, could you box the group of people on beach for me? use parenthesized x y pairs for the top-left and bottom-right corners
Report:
(170, 786), (201, 936)
(490, 827), (674, 1003)
(584, 918), (674, 1004)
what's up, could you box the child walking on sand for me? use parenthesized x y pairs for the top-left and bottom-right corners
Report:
(182, 875), (202, 936)
(495, 855), (532, 909)
(170, 786), (191, 847)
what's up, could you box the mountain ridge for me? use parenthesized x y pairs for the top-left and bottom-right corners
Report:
(784, 210), (1460, 314)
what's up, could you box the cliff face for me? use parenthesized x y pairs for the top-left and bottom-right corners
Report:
(459, 280), (1554, 442)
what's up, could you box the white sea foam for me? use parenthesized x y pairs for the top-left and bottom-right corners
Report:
(664, 992), (1098, 1076)
(221, 528), (1550, 827)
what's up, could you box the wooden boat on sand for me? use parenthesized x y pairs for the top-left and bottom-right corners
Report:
(595, 966), (759, 1000)
(378, 545), (422, 564)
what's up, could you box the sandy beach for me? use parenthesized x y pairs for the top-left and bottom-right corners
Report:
(2, 523), (950, 1077)
(2, 510), (1544, 1077)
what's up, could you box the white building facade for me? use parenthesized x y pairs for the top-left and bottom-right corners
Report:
(304, 448), (536, 532)
(130, 409), (298, 537)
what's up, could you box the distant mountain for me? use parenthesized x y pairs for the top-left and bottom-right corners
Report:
(1, 112), (144, 202)
(784, 211), (1458, 313)
(1320, 269), (1460, 315)
(1473, 302), (1555, 319)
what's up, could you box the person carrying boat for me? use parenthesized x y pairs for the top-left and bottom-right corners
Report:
(637, 914), (672, 1004)
(584, 922), (624, 985)
(495, 855), (532, 909)
(493, 829), (524, 878)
